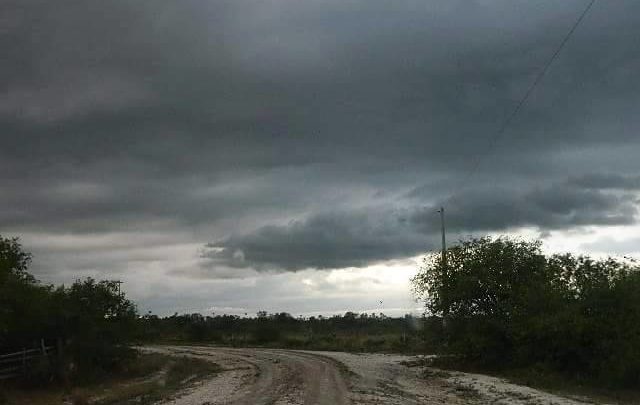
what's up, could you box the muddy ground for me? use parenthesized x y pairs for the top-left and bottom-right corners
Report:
(143, 346), (601, 405)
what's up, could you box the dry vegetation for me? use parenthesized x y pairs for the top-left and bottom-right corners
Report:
(0, 353), (220, 405)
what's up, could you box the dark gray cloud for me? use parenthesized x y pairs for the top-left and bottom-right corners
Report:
(433, 182), (638, 232)
(569, 173), (640, 190)
(4, 1), (640, 179)
(204, 208), (431, 271)
(206, 180), (638, 271)
(1, 0), (640, 309)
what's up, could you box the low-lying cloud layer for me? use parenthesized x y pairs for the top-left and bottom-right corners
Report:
(206, 179), (638, 271)
(2, 0), (639, 313)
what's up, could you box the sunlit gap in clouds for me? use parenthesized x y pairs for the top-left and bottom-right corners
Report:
(131, 255), (424, 318)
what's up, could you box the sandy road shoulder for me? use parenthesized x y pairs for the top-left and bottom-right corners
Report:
(141, 346), (251, 404)
(143, 346), (603, 405)
(317, 351), (601, 405)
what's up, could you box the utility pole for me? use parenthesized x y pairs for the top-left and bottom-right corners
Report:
(113, 280), (124, 313)
(114, 280), (123, 297)
(437, 207), (446, 267)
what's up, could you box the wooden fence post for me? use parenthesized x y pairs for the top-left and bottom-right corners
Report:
(22, 348), (26, 375)
(56, 337), (68, 385)
(57, 337), (63, 360)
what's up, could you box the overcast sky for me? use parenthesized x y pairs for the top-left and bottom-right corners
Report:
(2, 0), (639, 316)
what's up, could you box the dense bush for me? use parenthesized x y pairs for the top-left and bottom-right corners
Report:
(412, 236), (640, 388)
(0, 235), (138, 383)
(0, 236), (50, 350)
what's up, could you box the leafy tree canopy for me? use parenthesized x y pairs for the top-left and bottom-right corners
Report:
(412, 236), (640, 387)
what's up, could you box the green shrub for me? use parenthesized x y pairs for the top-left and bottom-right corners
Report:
(412, 236), (640, 388)
(252, 325), (281, 344)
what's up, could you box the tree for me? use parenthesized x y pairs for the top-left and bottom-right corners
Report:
(54, 278), (138, 379)
(0, 236), (50, 350)
(0, 235), (139, 382)
(412, 236), (640, 387)
(0, 236), (34, 284)
(412, 237), (553, 364)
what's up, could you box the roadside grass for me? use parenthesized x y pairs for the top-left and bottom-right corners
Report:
(423, 357), (640, 405)
(503, 367), (640, 405)
(0, 353), (221, 405)
(165, 355), (221, 388)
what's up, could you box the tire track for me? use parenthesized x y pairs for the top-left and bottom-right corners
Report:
(149, 346), (349, 404)
(146, 346), (596, 405)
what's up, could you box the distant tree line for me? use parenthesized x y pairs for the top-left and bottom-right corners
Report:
(0, 236), (137, 384)
(137, 310), (424, 353)
(412, 236), (640, 388)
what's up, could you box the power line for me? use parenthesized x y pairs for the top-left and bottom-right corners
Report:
(450, 0), (597, 202)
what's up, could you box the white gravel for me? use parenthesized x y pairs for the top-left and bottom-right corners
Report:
(447, 370), (601, 405)
(143, 346), (608, 405)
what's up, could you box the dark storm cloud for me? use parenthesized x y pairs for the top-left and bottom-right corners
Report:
(204, 208), (431, 271)
(428, 182), (638, 232)
(1, 1), (640, 278)
(569, 173), (640, 190)
(206, 180), (638, 271)
(4, 0), (639, 173)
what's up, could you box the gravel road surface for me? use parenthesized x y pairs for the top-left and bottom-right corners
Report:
(143, 346), (600, 405)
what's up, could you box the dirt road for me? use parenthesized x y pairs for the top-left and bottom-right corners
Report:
(144, 346), (598, 405)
